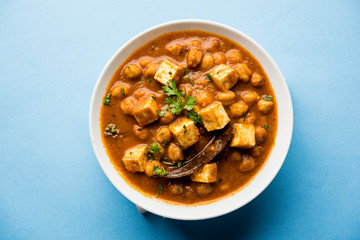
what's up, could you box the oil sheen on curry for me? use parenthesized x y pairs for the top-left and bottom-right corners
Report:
(100, 30), (277, 205)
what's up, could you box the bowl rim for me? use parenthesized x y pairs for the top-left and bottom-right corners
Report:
(89, 19), (293, 220)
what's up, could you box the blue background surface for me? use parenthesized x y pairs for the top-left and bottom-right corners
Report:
(1, 0), (359, 239)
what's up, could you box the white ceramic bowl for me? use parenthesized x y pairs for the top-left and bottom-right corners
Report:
(89, 19), (293, 220)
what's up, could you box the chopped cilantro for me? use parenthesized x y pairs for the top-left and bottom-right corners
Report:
(160, 157), (175, 166)
(103, 94), (111, 106)
(206, 73), (212, 82)
(147, 153), (155, 160)
(183, 125), (187, 133)
(186, 72), (194, 86)
(162, 79), (185, 98)
(147, 78), (153, 84)
(120, 87), (125, 96)
(151, 95), (156, 100)
(162, 139), (168, 148)
(153, 166), (168, 177)
(177, 161), (182, 168)
(186, 110), (203, 125)
(263, 125), (272, 131)
(264, 95), (273, 101)
(175, 142), (185, 150)
(152, 41), (155, 51)
(104, 123), (119, 137)
(241, 112), (246, 122)
(156, 109), (167, 117)
(155, 184), (162, 198)
(146, 141), (162, 154)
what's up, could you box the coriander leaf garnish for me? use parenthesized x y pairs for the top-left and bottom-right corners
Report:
(186, 110), (203, 125)
(104, 123), (119, 137)
(153, 166), (168, 177)
(183, 125), (187, 133)
(120, 87), (125, 96)
(147, 78), (153, 84)
(162, 79), (185, 98)
(186, 71), (194, 86)
(177, 161), (182, 168)
(241, 112), (246, 122)
(103, 94), (111, 106)
(263, 95), (273, 101)
(263, 125), (272, 131)
(161, 79), (197, 115)
(175, 142), (185, 150)
(162, 139), (168, 148)
(155, 184), (162, 198)
(151, 95), (156, 100)
(152, 41), (156, 51)
(206, 73), (212, 82)
(160, 157), (175, 166)
(183, 95), (196, 111)
(147, 153), (155, 160)
(146, 141), (162, 154)
(157, 109), (167, 117)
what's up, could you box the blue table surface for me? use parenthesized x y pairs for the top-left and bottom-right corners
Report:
(1, 0), (359, 239)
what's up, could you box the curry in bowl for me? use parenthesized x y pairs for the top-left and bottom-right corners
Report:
(100, 30), (277, 204)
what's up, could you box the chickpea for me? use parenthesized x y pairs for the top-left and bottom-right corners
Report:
(200, 54), (215, 70)
(187, 48), (203, 68)
(195, 78), (208, 85)
(134, 88), (146, 99)
(195, 183), (213, 196)
(251, 72), (265, 87)
(255, 126), (267, 143)
(160, 110), (175, 124)
(120, 98), (134, 115)
(251, 146), (263, 157)
(168, 183), (184, 195)
(123, 64), (142, 79)
(213, 52), (227, 65)
(230, 101), (249, 117)
(218, 182), (230, 192)
(184, 185), (197, 199)
(144, 63), (160, 78)
(168, 143), (184, 163)
(240, 155), (256, 172)
(234, 63), (252, 82)
(217, 91), (236, 106)
(229, 151), (242, 161)
(242, 91), (260, 105)
(187, 40), (202, 48)
(166, 44), (183, 56)
(195, 91), (213, 107)
(227, 51), (242, 63)
(133, 125), (149, 140)
(209, 39), (221, 50)
(179, 84), (193, 96)
(244, 112), (257, 124)
(139, 59), (151, 68)
(145, 160), (162, 177)
(257, 99), (273, 113)
(155, 127), (172, 143)
(111, 84), (129, 98)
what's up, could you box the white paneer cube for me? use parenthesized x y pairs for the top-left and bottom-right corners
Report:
(169, 117), (200, 149)
(198, 102), (230, 131)
(210, 64), (238, 91)
(122, 145), (148, 172)
(154, 59), (181, 85)
(191, 163), (218, 183)
(132, 95), (160, 126)
(230, 123), (256, 148)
